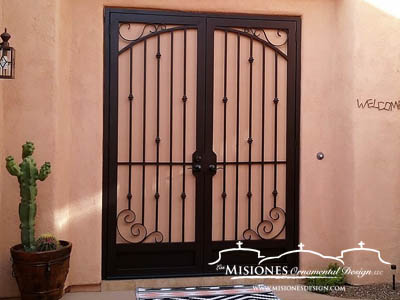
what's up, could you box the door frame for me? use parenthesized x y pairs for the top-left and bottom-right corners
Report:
(103, 7), (301, 280)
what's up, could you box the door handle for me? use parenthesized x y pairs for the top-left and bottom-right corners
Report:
(208, 164), (223, 173)
(189, 164), (202, 172)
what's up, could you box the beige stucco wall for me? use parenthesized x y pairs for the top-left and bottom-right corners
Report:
(0, 0), (399, 297)
(0, 2), (4, 293)
(350, 0), (400, 283)
(0, 2), (3, 274)
(0, 0), (60, 296)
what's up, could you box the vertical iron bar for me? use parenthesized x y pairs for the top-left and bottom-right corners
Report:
(155, 35), (161, 231)
(222, 31), (228, 241)
(181, 29), (187, 242)
(169, 31), (174, 243)
(273, 51), (279, 208)
(235, 33), (240, 240)
(261, 45), (265, 221)
(142, 40), (147, 225)
(127, 48), (133, 211)
(247, 37), (254, 230)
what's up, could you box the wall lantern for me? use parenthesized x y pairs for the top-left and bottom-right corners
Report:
(0, 28), (15, 79)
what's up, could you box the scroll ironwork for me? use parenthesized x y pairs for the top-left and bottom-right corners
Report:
(243, 28), (288, 47)
(243, 207), (286, 240)
(119, 23), (167, 42)
(117, 209), (164, 243)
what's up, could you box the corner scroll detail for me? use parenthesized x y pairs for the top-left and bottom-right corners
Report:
(243, 28), (288, 47)
(117, 209), (163, 243)
(242, 207), (286, 240)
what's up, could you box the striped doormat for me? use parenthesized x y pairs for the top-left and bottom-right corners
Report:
(136, 285), (280, 299)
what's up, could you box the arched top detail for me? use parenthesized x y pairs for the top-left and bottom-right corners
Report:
(119, 25), (197, 55)
(216, 27), (288, 60)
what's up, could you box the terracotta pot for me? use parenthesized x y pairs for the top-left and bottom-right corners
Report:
(10, 240), (72, 300)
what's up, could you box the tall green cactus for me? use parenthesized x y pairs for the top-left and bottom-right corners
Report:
(5, 142), (51, 252)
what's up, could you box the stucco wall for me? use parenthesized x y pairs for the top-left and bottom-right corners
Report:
(351, 0), (400, 283)
(0, 1), (4, 293)
(0, 0), (399, 297)
(0, 0), (59, 296)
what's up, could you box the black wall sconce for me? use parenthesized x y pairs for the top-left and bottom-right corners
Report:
(0, 28), (15, 79)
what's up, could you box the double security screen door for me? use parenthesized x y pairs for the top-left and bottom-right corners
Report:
(103, 8), (300, 279)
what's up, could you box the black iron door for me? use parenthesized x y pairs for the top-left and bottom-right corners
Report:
(103, 9), (300, 279)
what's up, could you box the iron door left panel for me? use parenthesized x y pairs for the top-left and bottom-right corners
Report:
(103, 9), (207, 278)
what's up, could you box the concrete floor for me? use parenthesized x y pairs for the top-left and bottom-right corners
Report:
(62, 289), (361, 300)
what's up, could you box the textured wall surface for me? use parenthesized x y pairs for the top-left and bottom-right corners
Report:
(349, 0), (400, 284)
(0, 0), (399, 297)
(0, 0), (59, 296)
(0, 1), (4, 293)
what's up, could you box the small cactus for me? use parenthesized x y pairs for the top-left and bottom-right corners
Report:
(36, 233), (59, 252)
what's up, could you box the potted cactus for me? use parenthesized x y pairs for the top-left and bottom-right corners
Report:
(6, 142), (72, 300)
